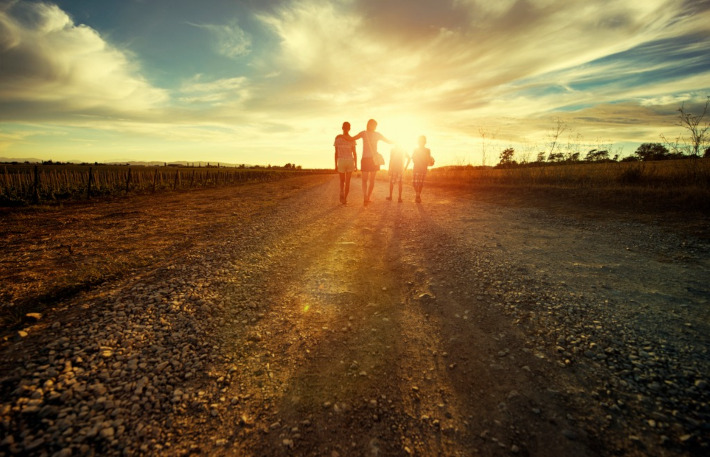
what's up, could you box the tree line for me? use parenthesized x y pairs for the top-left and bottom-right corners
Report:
(496, 97), (710, 168)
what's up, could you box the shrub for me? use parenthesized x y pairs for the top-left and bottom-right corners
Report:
(635, 143), (669, 161)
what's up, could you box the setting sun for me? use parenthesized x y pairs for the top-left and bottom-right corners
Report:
(376, 115), (432, 155)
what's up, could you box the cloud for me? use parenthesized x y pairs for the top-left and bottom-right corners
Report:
(0, 1), (167, 120)
(250, 0), (709, 118)
(192, 0), (708, 164)
(252, 0), (447, 118)
(187, 21), (252, 58)
(177, 75), (250, 105)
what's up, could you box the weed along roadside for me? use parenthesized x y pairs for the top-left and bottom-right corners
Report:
(421, 157), (710, 214)
(0, 174), (708, 456)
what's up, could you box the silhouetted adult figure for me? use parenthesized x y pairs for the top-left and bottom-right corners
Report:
(352, 119), (393, 206)
(334, 121), (357, 204)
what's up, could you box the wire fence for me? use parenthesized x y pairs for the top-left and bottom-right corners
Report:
(1, 164), (328, 206)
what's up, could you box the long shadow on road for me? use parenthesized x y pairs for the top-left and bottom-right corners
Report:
(209, 179), (597, 456)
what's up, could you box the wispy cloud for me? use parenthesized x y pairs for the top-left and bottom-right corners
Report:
(250, 0), (709, 120)
(177, 75), (249, 105)
(186, 21), (252, 59)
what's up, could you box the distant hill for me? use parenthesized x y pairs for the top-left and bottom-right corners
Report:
(0, 157), (45, 164)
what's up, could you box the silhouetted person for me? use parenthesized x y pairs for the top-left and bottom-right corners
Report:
(386, 146), (410, 203)
(334, 121), (357, 204)
(352, 119), (393, 206)
(412, 135), (434, 203)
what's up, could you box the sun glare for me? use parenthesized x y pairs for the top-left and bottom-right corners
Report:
(378, 115), (430, 154)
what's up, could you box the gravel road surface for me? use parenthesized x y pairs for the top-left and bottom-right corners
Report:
(1, 175), (708, 456)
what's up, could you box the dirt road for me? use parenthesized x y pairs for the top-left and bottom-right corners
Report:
(1, 175), (708, 456)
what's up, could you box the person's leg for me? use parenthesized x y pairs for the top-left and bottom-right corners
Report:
(397, 176), (403, 202)
(344, 172), (352, 203)
(341, 173), (347, 203)
(387, 175), (393, 200)
(414, 173), (422, 202)
(367, 171), (376, 201)
(362, 171), (368, 204)
(418, 171), (427, 201)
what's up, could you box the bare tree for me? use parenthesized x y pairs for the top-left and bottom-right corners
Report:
(678, 96), (710, 156)
(659, 133), (686, 157)
(546, 118), (567, 160)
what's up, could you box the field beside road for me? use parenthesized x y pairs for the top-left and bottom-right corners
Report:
(1, 174), (708, 456)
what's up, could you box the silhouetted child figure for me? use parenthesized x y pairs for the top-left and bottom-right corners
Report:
(412, 135), (434, 203)
(386, 146), (410, 202)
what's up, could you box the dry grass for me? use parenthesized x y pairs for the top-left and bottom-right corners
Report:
(423, 158), (710, 213)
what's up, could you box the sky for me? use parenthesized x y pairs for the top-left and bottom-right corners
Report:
(1, 0), (709, 168)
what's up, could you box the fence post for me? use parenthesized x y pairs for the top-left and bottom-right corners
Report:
(190, 170), (195, 188)
(33, 165), (40, 202)
(86, 167), (93, 198)
(174, 170), (179, 190)
(125, 168), (132, 193)
(152, 168), (158, 193)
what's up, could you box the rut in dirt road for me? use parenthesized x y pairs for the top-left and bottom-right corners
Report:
(1, 175), (707, 457)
